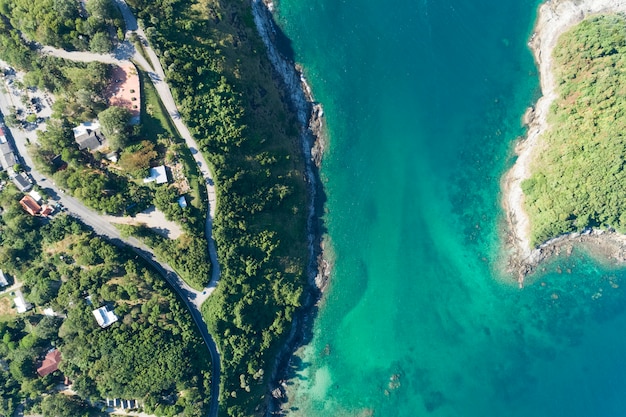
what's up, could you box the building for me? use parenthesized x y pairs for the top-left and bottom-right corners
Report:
(12, 172), (32, 192)
(92, 306), (118, 328)
(50, 155), (67, 172)
(143, 165), (168, 185)
(73, 121), (105, 151)
(37, 349), (62, 377)
(20, 195), (41, 216)
(177, 195), (187, 208)
(29, 190), (42, 203)
(40, 205), (54, 217)
(0, 142), (17, 171)
(106, 63), (141, 125)
(0, 270), (8, 288)
(13, 290), (32, 313)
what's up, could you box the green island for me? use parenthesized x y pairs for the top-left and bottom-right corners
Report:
(522, 14), (626, 246)
(0, 0), (312, 416)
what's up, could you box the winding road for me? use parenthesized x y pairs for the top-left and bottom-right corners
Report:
(2, 2), (223, 415)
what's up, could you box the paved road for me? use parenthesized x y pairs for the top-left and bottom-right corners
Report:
(41, 3), (221, 304)
(5, 3), (223, 414)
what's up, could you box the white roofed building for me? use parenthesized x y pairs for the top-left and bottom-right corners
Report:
(0, 270), (8, 287)
(143, 165), (168, 185)
(14, 290), (32, 313)
(92, 306), (118, 328)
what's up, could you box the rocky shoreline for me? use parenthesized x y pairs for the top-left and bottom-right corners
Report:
(250, 0), (331, 414)
(502, 0), (626, 285)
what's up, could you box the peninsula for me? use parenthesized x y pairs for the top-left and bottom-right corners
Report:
(503, 0), (626, 282)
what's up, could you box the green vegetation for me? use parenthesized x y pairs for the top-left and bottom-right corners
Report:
(127, 0), (310, 415)
(121, 224), (212, 291)
(0, 185), (212, 417)
(0, 0), (123, 52)
(522, 14), (626, 246)
(98, 106), (132, 150)
(0, 5), (212, 289)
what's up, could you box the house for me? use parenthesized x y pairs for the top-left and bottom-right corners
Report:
(13, 290), (32, 313)
(50, 155), (67, 171)
(106, 63), (141, 125)
(177, 195), (187, 208)
(105, 151), (118, 163)
(92, 306), (118, 328)
(0, 270), (8, 288)
(29, 190), (42, 203)
(73, 121), (105, 151)
(20, 195), (41, 216)
(40, 205), (54, 217)
(12, 172), (32, 192)
(37, 349), (62, 377)
(143, 165), (168, 185)
(0, 142), (17, 170)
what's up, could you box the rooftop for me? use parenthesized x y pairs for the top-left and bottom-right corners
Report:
(0, 142), (16, 170)
(20, 195), (41, 216)
(37, 349), (62, 377)
(73, 121), (104, 151)
(29, 190), (42, 203)
(13, 173), (32, 192)
(93, 306), (118, 328)
(14, 290), (32, 313)
(143, 165), (168, 185)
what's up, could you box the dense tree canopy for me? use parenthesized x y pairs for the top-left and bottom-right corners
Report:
(523, 14), (626, 245)
(126, 0), (311, 415)
(0, 186), (212, 417)
(99, 106), (132, 150)
(0, 0), (122, 51)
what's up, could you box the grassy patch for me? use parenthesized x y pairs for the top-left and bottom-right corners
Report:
(0, 293), (16, 321)
(138, 68), (179, 139)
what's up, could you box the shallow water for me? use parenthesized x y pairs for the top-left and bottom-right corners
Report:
(274, 0), (626, 415)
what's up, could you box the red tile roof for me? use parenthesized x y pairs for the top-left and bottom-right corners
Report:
(19, 195), (41, 216)
(37, 349), (61, 377)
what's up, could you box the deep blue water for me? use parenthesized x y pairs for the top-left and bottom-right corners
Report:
(273, 1), (626, 415)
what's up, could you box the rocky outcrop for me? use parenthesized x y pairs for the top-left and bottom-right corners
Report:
(250, 0), (329, 414)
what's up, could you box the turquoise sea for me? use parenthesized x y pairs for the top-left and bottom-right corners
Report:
(274, 1), (626, 416)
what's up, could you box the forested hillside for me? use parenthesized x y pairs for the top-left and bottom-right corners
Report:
(0, 0), (123, 52)
(125, 0), (310, 415)
(522, 14), (626, 246)
(0, 186), (212, 417)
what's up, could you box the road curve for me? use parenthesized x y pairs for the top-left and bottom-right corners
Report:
(9, 3), (223, 414)
(42, 2), (221, 306)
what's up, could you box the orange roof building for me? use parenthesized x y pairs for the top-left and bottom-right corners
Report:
(37, 349), (62, 377)
(20, 195), (41, 216)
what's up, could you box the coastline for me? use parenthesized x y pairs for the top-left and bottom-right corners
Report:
(249, 0), (331, 413)
(502, 0), (626, 285)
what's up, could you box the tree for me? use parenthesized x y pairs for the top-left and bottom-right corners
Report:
(118, 141), (157, 177)
(40, 394), (93, 417)
(89, 32), (113, 54)
(98, 107), (131, 150)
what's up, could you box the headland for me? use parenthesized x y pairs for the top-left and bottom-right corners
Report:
(503, 0), (626, 284)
